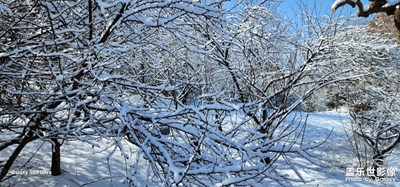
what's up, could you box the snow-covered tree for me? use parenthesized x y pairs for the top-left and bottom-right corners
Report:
(0, 0), (230, 181)
(311, 19), (400, 176)
(0, 0), (354, 185)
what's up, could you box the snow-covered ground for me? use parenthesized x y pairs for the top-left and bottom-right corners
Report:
(286, 110), (400, 187)
(1, 109), (399, 187)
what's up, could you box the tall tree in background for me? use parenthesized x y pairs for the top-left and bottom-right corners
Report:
(369, 13), (399, 35)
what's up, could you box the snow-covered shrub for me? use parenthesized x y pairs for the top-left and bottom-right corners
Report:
(0, 0), (349, 186)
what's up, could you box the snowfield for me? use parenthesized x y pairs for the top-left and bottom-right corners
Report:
(1, 109), (399, 187)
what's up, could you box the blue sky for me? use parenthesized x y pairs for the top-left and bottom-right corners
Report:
(277, 0), (357, 21)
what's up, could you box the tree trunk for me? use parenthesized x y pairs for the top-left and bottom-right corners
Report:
(0, 133), (35, 181)
(50, 137), (61, 176)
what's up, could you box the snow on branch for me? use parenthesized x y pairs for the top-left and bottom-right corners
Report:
(332, 0), (400, 19)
